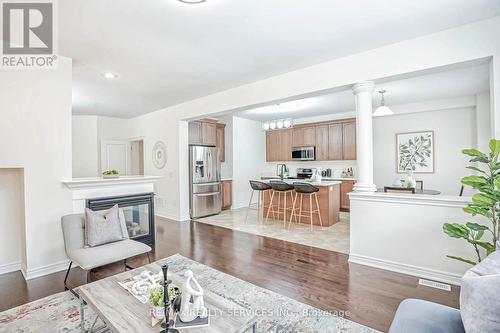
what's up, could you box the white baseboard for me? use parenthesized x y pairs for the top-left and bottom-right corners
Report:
(0, 261), (21, 275)
(22, 259), (73, 280)
(348, 253), (462, 286)
(155, 213), (190, 222)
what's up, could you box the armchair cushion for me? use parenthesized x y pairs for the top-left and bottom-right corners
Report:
(460, 250), (500, 333)
(388, 299), (464, 333)
(67, 239), (151, 270)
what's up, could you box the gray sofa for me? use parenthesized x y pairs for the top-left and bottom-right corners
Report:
(389, 250), (500, 333)
(61, 213), (152, 296)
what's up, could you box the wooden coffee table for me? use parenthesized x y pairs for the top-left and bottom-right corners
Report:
(78, 262), (257, 333)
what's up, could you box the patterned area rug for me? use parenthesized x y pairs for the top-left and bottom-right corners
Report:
(0, 254), (379, 333)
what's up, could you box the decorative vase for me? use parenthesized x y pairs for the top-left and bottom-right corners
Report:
(405, 171), (416, 188)
(152, 306), (165, 320)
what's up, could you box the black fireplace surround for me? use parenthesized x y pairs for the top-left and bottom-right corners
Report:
(86, 192), (155, 247)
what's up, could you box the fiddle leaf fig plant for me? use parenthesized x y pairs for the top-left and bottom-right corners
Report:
(443, 139), (500, 265)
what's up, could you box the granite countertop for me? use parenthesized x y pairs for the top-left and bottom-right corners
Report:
(257, 178), (341, 187)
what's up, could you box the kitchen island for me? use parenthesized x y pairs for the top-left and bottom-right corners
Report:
(258, 178), (341, 227)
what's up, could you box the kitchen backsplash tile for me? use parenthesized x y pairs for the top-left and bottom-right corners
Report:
(261, 161), (357, 179)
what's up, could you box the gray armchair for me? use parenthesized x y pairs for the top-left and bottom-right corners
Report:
(389, 250), (500, 333)
(388, 299), (465, 333)
(61, 213), (152, 296)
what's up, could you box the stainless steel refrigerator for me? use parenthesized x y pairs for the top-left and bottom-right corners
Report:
(189, 145), (222, 218)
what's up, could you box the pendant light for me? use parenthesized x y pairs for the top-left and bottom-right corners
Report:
(373, 90), (393, 116)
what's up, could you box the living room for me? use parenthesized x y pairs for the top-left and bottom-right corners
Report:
(1, 1), (500, 333)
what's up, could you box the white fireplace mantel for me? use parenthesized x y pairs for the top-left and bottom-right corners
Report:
(62, 176), (161, 189)
(62, 176), (161, 213)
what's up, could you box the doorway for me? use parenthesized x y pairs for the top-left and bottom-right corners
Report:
(100, 139), (144, 176)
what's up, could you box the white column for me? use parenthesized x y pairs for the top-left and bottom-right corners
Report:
(352, 81), (376, 192)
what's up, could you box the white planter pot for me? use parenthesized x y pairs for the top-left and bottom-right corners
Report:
(496, 241), (500, 251)
(152, 306), (165, 320)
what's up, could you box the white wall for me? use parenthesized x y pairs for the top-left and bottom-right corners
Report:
(0, 169), (24, 274)
(72, 115), (98, 177)
(373, 107), (475, 195)
(0, 55), (73, 277)
(232, 117), (266, 209)
(476, 92), (492, 152)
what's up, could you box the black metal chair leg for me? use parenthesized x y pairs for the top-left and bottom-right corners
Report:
(64, 261), (79, 298)
(124, 258), (133, 270)
(87, 269), (92, 284)
(147, 252), (152, 264)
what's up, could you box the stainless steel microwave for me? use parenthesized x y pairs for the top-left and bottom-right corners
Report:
(291, 146), (315, 161)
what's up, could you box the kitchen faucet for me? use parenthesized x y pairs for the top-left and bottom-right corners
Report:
(278, 164), (288, 181)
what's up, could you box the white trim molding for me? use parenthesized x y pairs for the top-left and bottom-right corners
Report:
(21, 260), (75, 280)
(62, 176), (161, 189)
(349, 192), (471, 208)
(155, 213), (190, 222)
(349, 253), (462, 286)
(0, 261), (21, 275)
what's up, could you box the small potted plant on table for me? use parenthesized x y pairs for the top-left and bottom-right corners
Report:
(149, 285), (182, 320)
(102, 169), (119, 179)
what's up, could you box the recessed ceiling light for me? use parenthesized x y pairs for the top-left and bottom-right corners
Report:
(178, 0), (206, 3)
(103, 72), (117, 80)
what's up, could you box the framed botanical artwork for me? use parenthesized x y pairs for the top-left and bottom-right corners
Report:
(396, 130), (434, 173)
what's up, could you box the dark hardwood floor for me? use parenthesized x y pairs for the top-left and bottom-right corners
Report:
(0, 216), (459, 332)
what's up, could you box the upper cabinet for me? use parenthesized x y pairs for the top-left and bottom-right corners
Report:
(189, 119), (225, 161)
(292, 126), (316, 147)
(201, 121), (217, 146)
(188, 121), (203, 145)
(265, 119), (356, 162)
(216, 123), (226, 162)
(328, 123), (343, 160)
(315, 126), (329, 160)
(189, 119), (217, 146)
(342, 121), (356, 160)
(266, 129), (291, 161)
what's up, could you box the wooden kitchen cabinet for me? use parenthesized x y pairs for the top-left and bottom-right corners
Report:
(201, 121), (217, 146)
(340, 180), (354, 211)
(279, 129), (292, 161)
(328, 123), (343, 160)
(342, 121), (356, 160)
(292, 126), (316, 147)
(266, 130), (280, 161)
(216, 123), (225, 162)
(188, 121), (202, 145)
(264, 118), (356, 162)
(315, 125), (329, 160)
(221, 180), (232, 210)
(266, 129), (291, 161)
(189, 119), (218, 146)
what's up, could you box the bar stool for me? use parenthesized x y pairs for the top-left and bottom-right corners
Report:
(265, 181), (296, 227)
(245, 181), (273, 223)
(289, 182), (323, 231)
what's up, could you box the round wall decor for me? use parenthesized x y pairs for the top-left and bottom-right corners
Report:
(152, 141), (167, 169)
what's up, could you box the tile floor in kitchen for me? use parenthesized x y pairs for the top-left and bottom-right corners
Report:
(195, 206), (350, 254)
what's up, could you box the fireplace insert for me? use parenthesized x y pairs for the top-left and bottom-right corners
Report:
(86, 192), (155, 247)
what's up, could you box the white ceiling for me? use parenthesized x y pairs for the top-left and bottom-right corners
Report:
(236, 62), (490, 121)
(60, 0), (500, 118)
